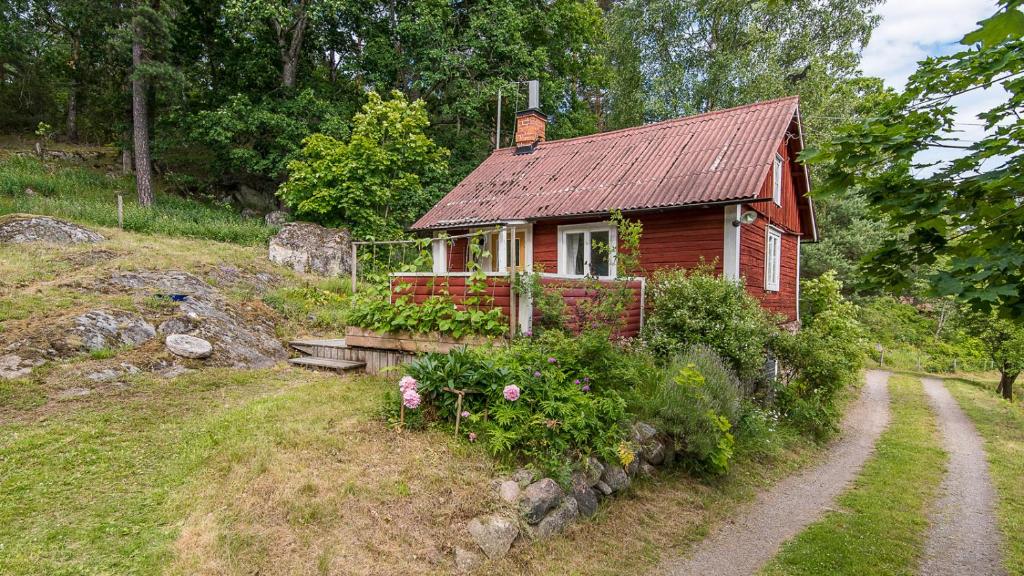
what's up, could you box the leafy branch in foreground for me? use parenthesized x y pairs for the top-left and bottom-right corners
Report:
(802, 0), (1024, 317)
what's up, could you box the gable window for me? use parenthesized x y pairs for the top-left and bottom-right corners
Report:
(773, 153), (784, 205)
(558, 222), (616, 278)
(765, 227), (782, 292)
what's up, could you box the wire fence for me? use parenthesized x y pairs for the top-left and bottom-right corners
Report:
(350, 227), (514, 292)
(869, 344), (996, 374)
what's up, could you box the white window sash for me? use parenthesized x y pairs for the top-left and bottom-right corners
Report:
(556, 222), (618, 278)
(765, 226), (782, 291)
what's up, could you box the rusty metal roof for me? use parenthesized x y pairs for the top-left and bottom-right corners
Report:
(412, 96), (804, 230)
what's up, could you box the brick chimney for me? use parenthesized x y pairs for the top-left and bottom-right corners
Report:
(515, 110), (547, 147)
(514, 80), (546, 148)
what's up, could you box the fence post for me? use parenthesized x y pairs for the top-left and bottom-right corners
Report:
(508, 225), (517, 338)
(351, 243), (358, 294)
(117, 194), (124, 229)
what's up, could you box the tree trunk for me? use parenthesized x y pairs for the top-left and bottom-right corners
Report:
(66, 36), (80, 143)
(998, 371), (1017, 401)
(66, 86), (78, 143)
(274, 4), (308, 89)
(131, 16), (153, 207)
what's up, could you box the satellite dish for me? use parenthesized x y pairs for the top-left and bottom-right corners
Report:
(733, 210), (758, 226)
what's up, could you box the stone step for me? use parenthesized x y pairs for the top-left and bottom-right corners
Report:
(287, 356), (365, 372)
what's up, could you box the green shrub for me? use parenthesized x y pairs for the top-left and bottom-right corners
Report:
(642, 264), (776, 382)
(774, 272), (865, 439)
(400, 330), (639, 479)
(346, 285), (507, 339)
(636, 357), (738, 474)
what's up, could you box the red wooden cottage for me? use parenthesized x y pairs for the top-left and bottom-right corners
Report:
(393, 94), (818, 337)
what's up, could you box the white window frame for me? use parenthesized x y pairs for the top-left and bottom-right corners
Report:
(556, 221), (617, 279)
(765, 226), (782, 292)
(773, 152), (784, 206)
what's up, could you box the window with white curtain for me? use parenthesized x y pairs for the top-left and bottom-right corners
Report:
(558, 222), (616, 278)
(765, 227), (782, 291)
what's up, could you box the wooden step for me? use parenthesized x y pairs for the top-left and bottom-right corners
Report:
(288, 356), (365, 372)
(289, 338), (348, 356)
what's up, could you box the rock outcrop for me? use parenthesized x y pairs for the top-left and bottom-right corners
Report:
(0, 215), (104, 244)
(268, 222), (352, 277)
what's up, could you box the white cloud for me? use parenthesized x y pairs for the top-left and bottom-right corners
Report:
(861, 0), (997, 89)
(859, 0), (1007, 174)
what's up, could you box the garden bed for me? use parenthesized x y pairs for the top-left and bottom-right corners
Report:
(345, 326), (500, 353)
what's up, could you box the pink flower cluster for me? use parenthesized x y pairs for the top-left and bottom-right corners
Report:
(503, 384), (520, 402)
(399, 376), (421, 409)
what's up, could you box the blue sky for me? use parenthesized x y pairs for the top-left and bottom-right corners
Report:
(859, 0), (1004, 173)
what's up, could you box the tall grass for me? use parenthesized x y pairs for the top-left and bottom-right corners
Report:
(0, 155), (275, 245)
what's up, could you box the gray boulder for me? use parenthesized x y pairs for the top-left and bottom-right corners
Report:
(466, 515), (519, 560)
(584, 457), (604, 487)
(511, 468), (536, 488)
(570, 475), (598, 518)
(0, 354), (41, 379)
(268, 222), (352, 277)
(158, 316), (198, 335)
(642, 439), (666, 465)
(632, 421), (658, 444)
(0, 215), (104, 244)
(70, 309), (155, 351)
(600, 464), (629, 493)
(534, 497), (579, 538)
(165, 334), (213, 359)
(497, 480), (521, 503)
(594, 481), (613, 497)
(639, 462), (656, 477)
(233, 184), (278, 213)
(519, 478), (564, 524)
(264, 210), (290, 226)
(454, 546), (483, 574)
(108, 271), (286, 368)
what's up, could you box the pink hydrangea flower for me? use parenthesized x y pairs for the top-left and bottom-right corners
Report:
(468, 432), (477, 442)
(461, 410), (470, 418)
(402, 389), (421, 409)
(398, 375), (418, 394)
(503, 384), (521, 402)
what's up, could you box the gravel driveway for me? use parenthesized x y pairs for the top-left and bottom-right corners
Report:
(920, 377), (1006, 576)
(656, 370), (892, 576)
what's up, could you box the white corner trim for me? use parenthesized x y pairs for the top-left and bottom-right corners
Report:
(723, 205), (741, 281)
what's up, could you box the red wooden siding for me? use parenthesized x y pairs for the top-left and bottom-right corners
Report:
(752, 134), (803, 235)
(531, 207), (724, 275)
(533, 277), (644, 338)
(739, 214), (799, 320)
(390, 275), (510, 319)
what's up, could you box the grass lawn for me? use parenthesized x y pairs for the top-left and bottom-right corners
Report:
(945, 374), (1024, 575)
(760, 373), (947, 576)
(0, 367), (498, 576)
(0, 155), (273, 245)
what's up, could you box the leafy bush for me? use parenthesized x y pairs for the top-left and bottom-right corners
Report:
(642, 264), (776, 382)
(774, 272), (865, 439)
(635, 355), (739, 474)
(346, 285), (507, 338)
(400, 330), (641, 479)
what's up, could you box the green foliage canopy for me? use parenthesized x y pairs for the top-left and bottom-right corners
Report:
(278, 90), (449, 239)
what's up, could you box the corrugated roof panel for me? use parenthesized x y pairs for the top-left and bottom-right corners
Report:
(412, 96), (801, 229)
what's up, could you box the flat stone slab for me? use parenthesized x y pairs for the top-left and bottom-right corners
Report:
(165, 334), (213, 359)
